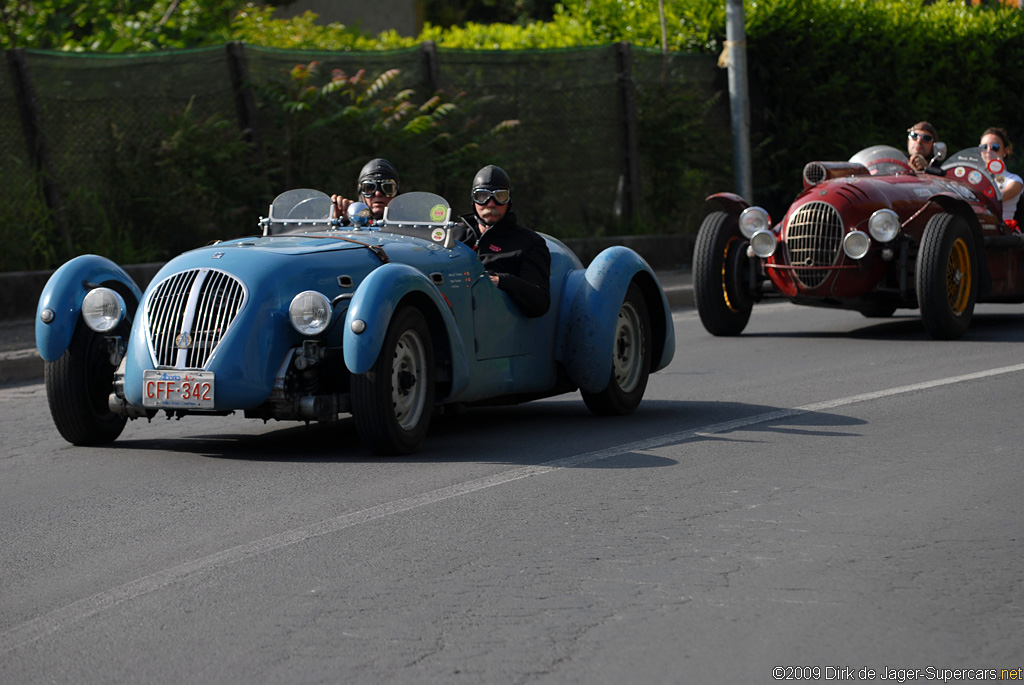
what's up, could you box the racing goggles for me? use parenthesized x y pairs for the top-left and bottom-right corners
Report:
(471, 188), (511, 205)
(907, 131), (934, 143)
(358, 179), (398, 197)
(980, 143), (1003, 152)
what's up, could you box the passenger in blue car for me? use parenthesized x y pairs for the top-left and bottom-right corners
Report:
(331, 158), (400, 222)
(452, 165), (551, 317)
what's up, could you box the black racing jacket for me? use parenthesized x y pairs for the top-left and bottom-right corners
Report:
(454, 210), (551, 318)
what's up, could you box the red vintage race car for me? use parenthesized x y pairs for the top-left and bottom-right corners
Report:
(693, 145), (1024, 339)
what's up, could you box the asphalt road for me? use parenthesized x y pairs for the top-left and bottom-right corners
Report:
(2, 302), (1024, 684)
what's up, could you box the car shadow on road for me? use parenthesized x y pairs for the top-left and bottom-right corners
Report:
(113, 398), (867, 465)
(742, 311), (1024, 342)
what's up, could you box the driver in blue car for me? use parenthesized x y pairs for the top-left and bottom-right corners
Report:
(453, 165), (551, 318)
(331, 158), (400, 222)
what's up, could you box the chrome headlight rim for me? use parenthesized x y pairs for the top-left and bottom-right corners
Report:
(288, 290), (333, 336)
(738, 206), (772, 239)
(749, 229), (778, 258)
(843, 230), (871, 260)
(868, 208), (901, 243)
(81, 287), (126, 333)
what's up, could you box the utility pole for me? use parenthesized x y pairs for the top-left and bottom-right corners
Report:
(725, 0), (753, 202)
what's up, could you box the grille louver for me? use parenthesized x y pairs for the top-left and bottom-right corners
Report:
(785, 202), (844, 289)
(145, 269), (246, 368)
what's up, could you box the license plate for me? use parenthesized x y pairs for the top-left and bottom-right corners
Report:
(143, 370), (215, 409)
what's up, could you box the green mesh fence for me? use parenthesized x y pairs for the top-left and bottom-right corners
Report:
(1, 43), (727, 271)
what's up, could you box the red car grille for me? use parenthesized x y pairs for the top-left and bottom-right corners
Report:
(145, 269), (246, 369)
(785, 201), (844, 289)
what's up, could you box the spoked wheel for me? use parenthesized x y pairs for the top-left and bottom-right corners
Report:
(351, 306), (435, 455)
(916, 213), (976, 340)
(693, 211), (753, 336)
(582, 282), (652, 416)
(45, 321), (127, 445)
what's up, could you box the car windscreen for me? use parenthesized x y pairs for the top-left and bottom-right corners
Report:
(848, 145), (912, 176)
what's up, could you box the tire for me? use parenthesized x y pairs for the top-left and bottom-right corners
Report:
(693, 211), (753, 336)
(915, 213), (977, 340)
(45, 321), (127, 446)
(351, 306), (435, 455)
(581, 282), (652, 416)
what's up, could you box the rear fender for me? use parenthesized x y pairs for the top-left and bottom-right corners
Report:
(558, 247), (675, 393)
(36, 255), (143, 362)
(343, 263), (471, 398)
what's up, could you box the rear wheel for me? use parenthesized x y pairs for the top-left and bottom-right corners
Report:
(916, 213), (976, 340)
(581, 282), (652, 416)
(45, 321), (126, 445)
(351, 306), (435, 455)
(693, 211), (753, 335)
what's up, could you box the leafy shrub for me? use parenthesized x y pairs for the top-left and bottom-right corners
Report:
(106, 97), (265, 257)
(0, 0), (238, 51)
(255, 60), (519, 200)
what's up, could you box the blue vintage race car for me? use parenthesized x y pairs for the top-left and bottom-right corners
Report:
(36, 190), (675, 454)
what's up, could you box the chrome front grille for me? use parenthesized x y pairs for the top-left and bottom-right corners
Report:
(145, 269), (246, 368)
(785, 201), (844, 288)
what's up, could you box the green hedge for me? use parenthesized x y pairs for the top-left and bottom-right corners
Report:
(231, 0), (1024, 214)
(744, 0), (1024, 214)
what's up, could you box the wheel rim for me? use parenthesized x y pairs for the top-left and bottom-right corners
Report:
(947, 237), (973, 315)
(391, 329), (428, 431)
(612, 301), (644, 393)
(721, 237), (741, 313)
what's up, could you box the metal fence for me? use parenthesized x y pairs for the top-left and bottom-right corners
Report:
(2, 43), (728, 269)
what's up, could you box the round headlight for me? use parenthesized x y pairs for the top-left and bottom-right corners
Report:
(749, 229), (777, 258)
(81, 287), (125, 333)
(289, 291), (332, 336)
(738, 206), (772, 239)
(843, 230), (871, 260)
(347, 201), (372, 228)
(868, 209), (901, 243)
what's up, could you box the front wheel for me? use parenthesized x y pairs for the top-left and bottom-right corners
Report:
(351, 306), (435, 455)
(45, 321), (127, 445)
(693, 211), (753, 336)
(581, 282), (652, 416)
(916, 213), (976, 340)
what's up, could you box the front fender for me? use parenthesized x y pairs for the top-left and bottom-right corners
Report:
(343, 263), (471, 397)
(706, 191), (750, 215)
(36, 255), (143, 362)
(558, 246), (674, 393)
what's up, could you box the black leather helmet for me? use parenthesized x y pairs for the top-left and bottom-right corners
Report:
(358, 158), (400, 185)
(472, 165), (510, 191)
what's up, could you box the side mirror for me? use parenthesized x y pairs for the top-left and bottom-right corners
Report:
(932, 142), (947, 164)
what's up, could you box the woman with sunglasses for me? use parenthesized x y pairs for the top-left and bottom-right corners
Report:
(331, 158), (401, 222)
(979, 127), (1022, 229)
(452, 164), (551, 318)
(907, 121), (941, 172)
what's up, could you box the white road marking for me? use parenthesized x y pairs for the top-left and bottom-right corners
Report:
(4, 362), (1024, 653)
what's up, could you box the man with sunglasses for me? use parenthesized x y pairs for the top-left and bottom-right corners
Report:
(331, 158), (401, 222)
(906, 121), (942, 173)
(453, 164), (551, 318)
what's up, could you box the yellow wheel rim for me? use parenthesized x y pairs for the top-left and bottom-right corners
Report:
(721, 237), (739, 313)
(947, 238), (972, 315)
